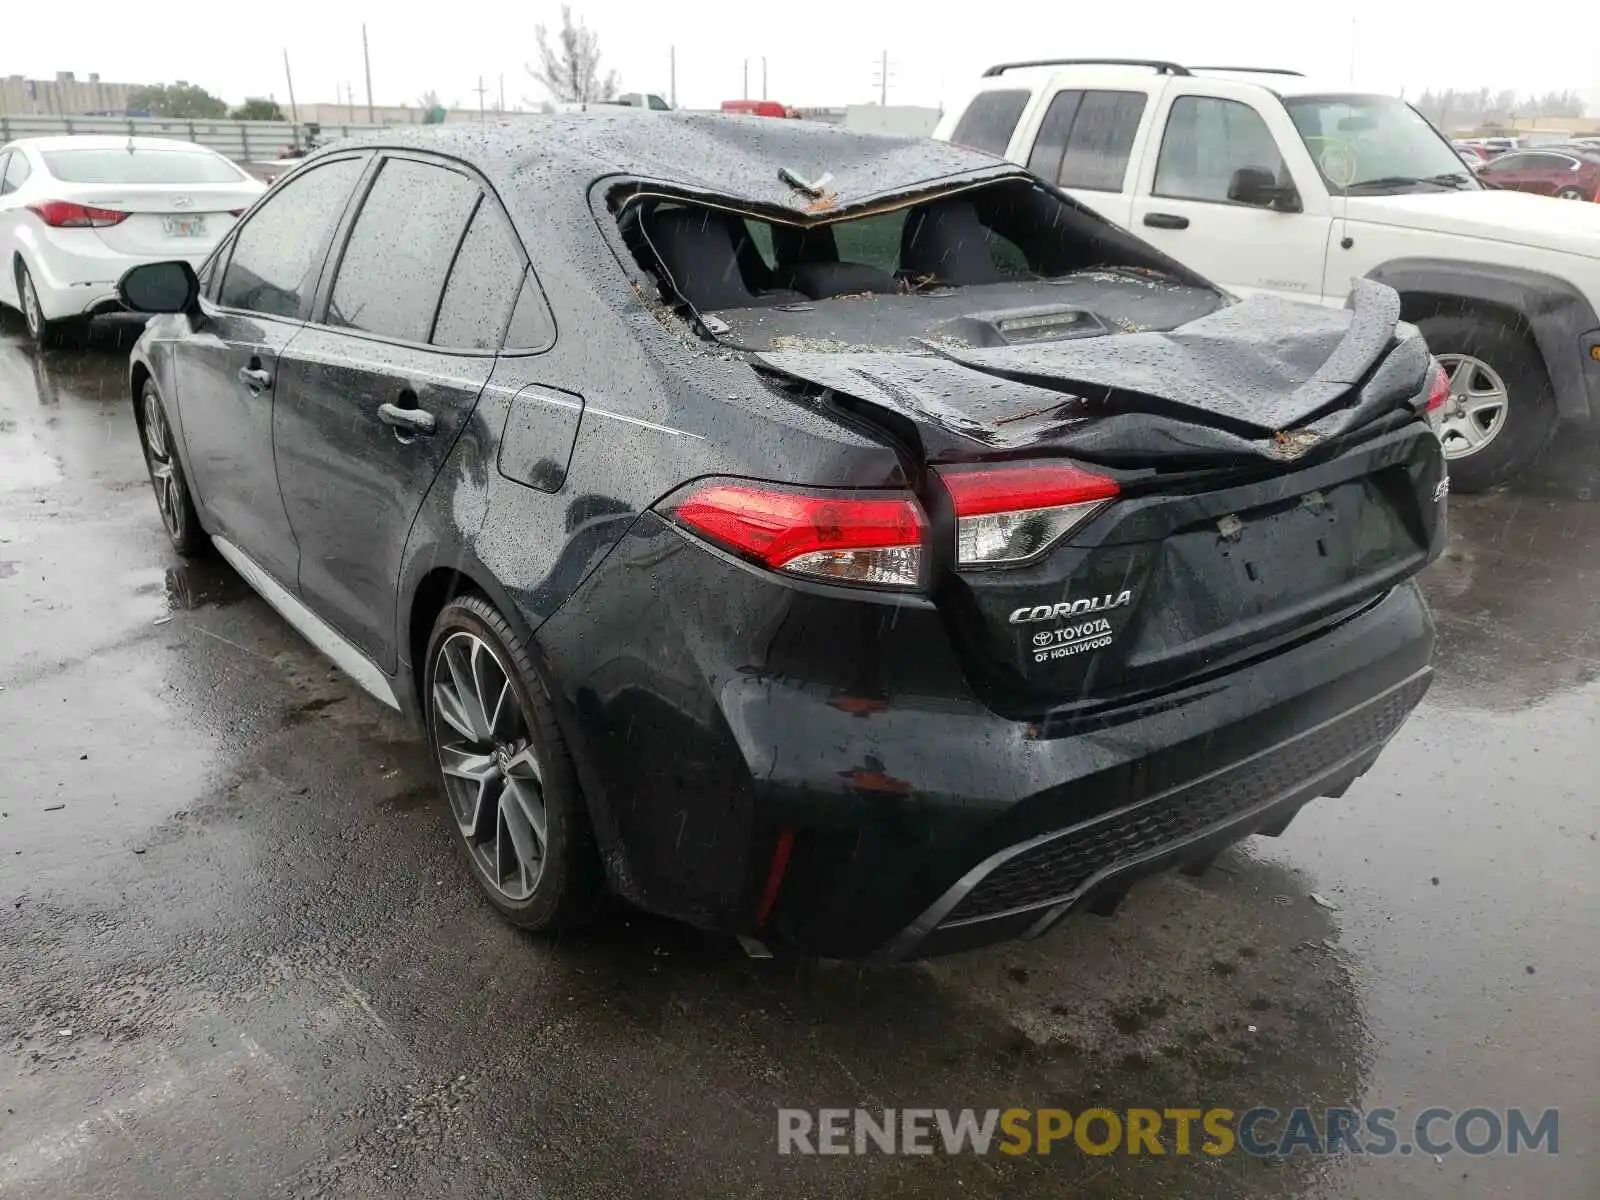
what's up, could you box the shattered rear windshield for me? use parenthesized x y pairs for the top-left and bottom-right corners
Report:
(618, 177), (1189, 315)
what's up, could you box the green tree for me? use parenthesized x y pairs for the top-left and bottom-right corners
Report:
(125, 82), (228, 119)
(229, 97), (285, 121)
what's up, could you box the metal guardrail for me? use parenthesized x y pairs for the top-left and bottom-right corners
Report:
(0, 114), (388, 163)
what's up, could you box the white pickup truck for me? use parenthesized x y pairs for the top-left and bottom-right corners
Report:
(934, 59), (1600, 490)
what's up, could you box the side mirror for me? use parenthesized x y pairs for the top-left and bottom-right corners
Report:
(1228, 166), (1302, 212)
(117, 261), (199, 314)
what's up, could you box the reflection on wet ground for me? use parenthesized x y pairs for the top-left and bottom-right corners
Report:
(0, 314), (1595, 1198)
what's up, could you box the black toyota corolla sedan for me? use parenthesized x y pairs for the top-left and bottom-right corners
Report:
(120, 114), (1446, 960)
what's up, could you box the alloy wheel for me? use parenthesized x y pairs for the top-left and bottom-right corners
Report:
(20, 270), (42, 339)
(1434, 353), (1509, 460)
(1556, 187), (1585, 200)
(430, 631), (549, 901)
(142, 390), (184, 537)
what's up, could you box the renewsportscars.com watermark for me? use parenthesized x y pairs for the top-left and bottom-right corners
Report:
(777, 1106), (1560, 1158)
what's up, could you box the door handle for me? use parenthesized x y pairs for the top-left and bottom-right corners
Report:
(1143, 212), (1190, 230)
(378, 401), (436, 436)
(237, 366), (272, 391)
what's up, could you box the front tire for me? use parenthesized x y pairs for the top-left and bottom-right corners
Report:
(1415, 312), (1557, 493)
(1555, 186), (1588, 200)
(424, 596), (600, 931)
(137, 379), (206, 555)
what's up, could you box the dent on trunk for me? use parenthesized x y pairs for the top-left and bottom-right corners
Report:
(756, 279), (1427, 465)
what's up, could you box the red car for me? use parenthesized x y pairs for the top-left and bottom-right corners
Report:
(1477, 147), (1600, 201)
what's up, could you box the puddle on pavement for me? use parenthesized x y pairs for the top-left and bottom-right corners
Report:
(162, 560), (254, 611)
(119, 561), (254, 614)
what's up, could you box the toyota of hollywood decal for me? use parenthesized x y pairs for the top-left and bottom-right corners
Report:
(1011, 590), (1133, 665)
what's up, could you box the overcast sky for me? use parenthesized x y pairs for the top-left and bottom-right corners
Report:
(8, 0), (1599, 115)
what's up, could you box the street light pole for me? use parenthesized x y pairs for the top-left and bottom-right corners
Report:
(762, 56), (767, 101)
(743, 58), (748, 101)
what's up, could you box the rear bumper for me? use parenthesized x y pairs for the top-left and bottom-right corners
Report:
(16, 227), (212, 321)
(879, 667), (1427, 960)
(537, 513), (1436, 960)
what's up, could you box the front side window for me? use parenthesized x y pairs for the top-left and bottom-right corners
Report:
(1285, 94), (1478, 194)
(431, 200), (526, 351)
(219, 157), (364, 318)
(1483, 153), (1532, 174)
(950, 89), (1030, 157)
(1154, 95), (1288, 202)
(326, 158), (479, 343)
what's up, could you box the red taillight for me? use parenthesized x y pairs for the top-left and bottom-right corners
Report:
(671, 482), (926, 588)
(937, 462), (1119, 566)
(1425, 360), (1451, 413)
(27, 200), (128, 228)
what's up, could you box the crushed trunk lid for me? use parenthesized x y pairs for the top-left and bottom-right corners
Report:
(757, 278), (1423, 464)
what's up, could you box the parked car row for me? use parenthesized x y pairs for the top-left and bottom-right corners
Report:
(936, 60), (1600, 493)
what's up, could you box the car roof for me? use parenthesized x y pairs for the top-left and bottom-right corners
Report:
(969, 63), (1385, 103)
(316, 111), (1013, 215)
(7, 135), (221, 154)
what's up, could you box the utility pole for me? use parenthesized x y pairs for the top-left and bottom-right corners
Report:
(761, 56), (768, 101)
(743, 58), (749, 101)
(871, 51), (892, 106)
(1348, 17), (1357, 86)
(669, 46), (676, 108)
(362, 24), (374, 122)
(282, 48), (299, 126)
(475, 75), (487, 123)
(498, 74), (504, 113)
(347, 81), (354, 122)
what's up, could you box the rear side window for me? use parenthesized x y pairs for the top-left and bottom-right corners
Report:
(950, 89), (1030, 157)
(1154, 96), (1288, 202)
(2, 152), (30, 195)
(432, 200), (526, 350)
(1026, 91), (1081, 179)
(40, 148), (243, 184)
(1056, 91), (1147, 191)
(326, 158), (479, 343)
(503, 273), (555, 350)
(219, 157), (363, 318)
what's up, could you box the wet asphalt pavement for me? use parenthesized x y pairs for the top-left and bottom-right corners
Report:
(0, 314), (1594, 1200)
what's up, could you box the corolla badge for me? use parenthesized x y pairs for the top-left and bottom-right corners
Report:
(1009, 590), (1133, 625)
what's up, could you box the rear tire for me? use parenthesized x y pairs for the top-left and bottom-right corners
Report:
(15, 261), (72, 350)
(424, 596), (601, 932)
(1414, 312), (1557, 493)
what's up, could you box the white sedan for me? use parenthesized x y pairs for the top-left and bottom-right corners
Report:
(0, 136), (265, 347)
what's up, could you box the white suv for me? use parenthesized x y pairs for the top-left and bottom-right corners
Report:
(934, 59), (1600, 491)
